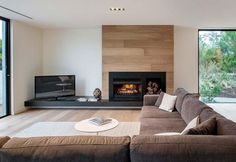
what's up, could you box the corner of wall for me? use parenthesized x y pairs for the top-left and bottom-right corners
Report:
(174, 26), (199, 93)
(10, 20), (43, 114)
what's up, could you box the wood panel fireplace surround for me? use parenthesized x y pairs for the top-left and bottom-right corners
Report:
(109, 72), (166, 101)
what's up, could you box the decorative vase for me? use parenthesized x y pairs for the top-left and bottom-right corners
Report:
(93, 88), (102, 100)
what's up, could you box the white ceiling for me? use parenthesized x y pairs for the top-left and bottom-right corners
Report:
(0, 0), (236, 29)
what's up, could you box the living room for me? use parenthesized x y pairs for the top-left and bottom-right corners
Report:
(0, 0), (236, 162)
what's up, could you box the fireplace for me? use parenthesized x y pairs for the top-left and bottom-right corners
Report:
(109, 72), (166, 101)
(112, 78), (142, 101)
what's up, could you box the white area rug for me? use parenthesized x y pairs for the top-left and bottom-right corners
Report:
(13, 122), (140, 138)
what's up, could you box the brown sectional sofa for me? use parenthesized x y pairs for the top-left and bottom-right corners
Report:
(133, 88), (236, 162)
(0, 88), (236, 162)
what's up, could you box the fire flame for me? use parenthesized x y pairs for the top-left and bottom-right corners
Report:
(117, 84), (139, 94)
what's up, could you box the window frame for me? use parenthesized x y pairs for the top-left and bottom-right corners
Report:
(0, 16), (11, 118)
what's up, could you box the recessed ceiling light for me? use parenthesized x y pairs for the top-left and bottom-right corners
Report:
(109, 7), (125, 11)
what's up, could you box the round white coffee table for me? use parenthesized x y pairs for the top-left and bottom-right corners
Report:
(74, 118), (119, 135)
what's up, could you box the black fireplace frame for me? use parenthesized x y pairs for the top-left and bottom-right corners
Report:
(109, 72), (166, 101)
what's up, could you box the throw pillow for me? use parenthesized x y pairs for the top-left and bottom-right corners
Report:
(155, 92), (164, 107)
(159, 93), (177, 112)
(155, 132), (181, 136)
(181, 116), (199, 135)
(186, 117), (217, 135)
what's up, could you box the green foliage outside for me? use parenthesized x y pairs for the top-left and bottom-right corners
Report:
(199, 31), (236, 103)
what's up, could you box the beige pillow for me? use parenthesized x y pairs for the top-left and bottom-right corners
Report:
(159, 93), (177, 112)
(154, 116), (200, 136)
(181, 116), (199, 135)
(155, 132), (180, 136)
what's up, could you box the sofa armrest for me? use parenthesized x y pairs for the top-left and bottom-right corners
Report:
(143, 95), (159, 106)
(130, 135), (236, 162)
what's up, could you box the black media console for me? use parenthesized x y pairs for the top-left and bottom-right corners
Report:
(24, 96), (142, 109)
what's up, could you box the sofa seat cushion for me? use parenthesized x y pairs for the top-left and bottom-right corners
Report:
(141, 106), (182, 119)
(181, 95), (210, 124)
(0, 136), (131, 162)
(140, 118), (186, 135)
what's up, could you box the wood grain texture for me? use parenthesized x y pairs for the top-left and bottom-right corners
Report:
(102, 25), (174, 98)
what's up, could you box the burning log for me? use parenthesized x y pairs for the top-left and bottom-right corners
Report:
(146, 81), (161, 95)
(117, 84), (139, 95)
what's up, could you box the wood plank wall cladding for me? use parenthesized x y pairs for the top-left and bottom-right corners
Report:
(102, 25), (174, 99)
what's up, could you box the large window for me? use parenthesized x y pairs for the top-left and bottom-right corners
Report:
(199, 30), (236, 103)
(0, 17), (10, 117)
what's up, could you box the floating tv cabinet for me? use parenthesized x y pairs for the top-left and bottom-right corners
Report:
(24, 96), (142, 109)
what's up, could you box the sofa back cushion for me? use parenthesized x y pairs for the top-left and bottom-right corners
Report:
(0, 136), (10, 148)
(174, 88), (189, 113)
(199, 107), (223, 123)
(130, 135), (236, 162)
(199, 105), (236, 135)
(217, 118), (236, 135)
(154, 92), (164, 107)
(181, 95), (209, 124)
(199, 108), (216, 123)
(0, 136), (131, 162)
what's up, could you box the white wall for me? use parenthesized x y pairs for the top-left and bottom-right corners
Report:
(43, 28), (102, 96)
(42, 27), (198, 96)
(10, 25), (198, 114)
(11, 21), (43, 114)
(174, 26), (198, 93)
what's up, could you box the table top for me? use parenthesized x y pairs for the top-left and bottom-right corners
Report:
(74, 118), (119, 133)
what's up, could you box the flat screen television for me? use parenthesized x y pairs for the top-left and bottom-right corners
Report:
(35, 75), (75, 99)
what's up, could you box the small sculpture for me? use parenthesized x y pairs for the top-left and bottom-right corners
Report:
(93, 88), (102, 100)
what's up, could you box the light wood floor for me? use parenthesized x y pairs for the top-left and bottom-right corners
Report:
(0, 109), (141, 137)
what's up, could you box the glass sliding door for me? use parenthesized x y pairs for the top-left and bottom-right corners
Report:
(199, 30), (236, 103)
(0, 17), (10, 118)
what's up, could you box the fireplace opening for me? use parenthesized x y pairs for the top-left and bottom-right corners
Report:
(109, 72), (166, 101)
(116, 84), (141, 95)
(112, 79), (142, 101)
